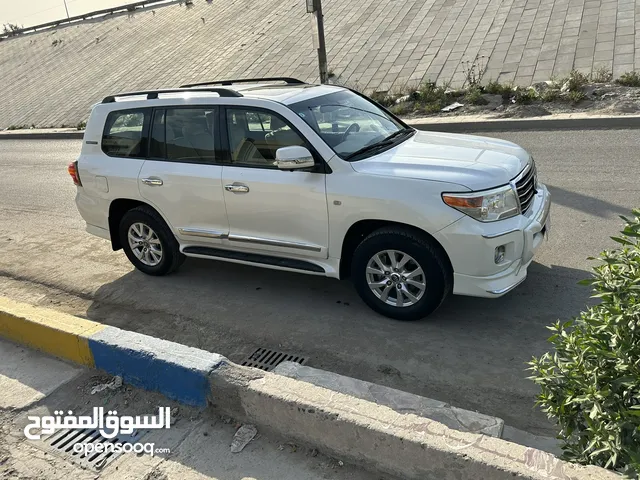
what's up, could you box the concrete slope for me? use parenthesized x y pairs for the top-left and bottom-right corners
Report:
(1, 0), (638, 128)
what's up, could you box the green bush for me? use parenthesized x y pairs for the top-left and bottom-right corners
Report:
(514, 87), (537, 104)
(418, 81), (448, 105)
(464, 86), (488, 105)
(591, 67), (613, 83)
(421, 102), (443, 114)
(389, 103), (410, 115)
(540, 88), (560, 102)
(567, 90), (586, 104)
(616, 71), (640, 87)
(529, 209), (640, 476)
(483, 80), (512, 97)
(370, 91), (394, 107)
(565, 69), (589, 92)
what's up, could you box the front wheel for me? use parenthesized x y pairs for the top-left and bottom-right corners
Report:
(351, 228), (451, 321)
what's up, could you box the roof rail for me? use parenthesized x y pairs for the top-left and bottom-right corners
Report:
(102, 88), (242, 103)
(180, 77), (306, 88)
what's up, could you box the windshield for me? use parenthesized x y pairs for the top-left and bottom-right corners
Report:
(289, 90), (408, 160)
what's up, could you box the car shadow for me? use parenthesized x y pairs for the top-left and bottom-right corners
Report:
(546, 184), (630, 218)
(83, 256), (595, 435)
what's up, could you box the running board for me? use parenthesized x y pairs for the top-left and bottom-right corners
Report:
(182, 246), (325, 273)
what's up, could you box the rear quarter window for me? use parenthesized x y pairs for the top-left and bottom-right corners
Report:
(102, 109), (150, 158)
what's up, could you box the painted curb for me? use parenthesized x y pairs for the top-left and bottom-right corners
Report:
(0, 297), (103, 366)
(0, 297), (618, 479)
(0, 296), (222, 406)
(88, 327), (225, 407)
(274, 361), (504, 438)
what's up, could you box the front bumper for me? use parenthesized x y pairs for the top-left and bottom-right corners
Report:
(434, 183), (551, 298)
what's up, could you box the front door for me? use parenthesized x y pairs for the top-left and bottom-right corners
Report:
(220, 107), (328, 258)
(138, 107), (229, 244)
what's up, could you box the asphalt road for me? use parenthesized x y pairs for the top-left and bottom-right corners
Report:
(0, 131), (638, 436)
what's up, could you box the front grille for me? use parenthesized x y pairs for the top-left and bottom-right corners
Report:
(514, 160), (537, 213)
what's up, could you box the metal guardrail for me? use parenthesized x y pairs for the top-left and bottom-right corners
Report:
(0, 0), (178, 40)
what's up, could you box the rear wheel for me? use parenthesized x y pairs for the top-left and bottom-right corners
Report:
(119, 206), (184, 276)
(351, 227), (451, 320)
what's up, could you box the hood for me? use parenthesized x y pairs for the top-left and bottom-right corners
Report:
(351, 130), (531, 191)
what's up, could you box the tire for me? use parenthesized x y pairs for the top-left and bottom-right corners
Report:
(351, 227), (452, 321)
(119, 206), (185, 276)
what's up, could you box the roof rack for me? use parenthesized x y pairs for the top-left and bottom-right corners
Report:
(180, 77), (306, 88)
(101, 88), (242, 103)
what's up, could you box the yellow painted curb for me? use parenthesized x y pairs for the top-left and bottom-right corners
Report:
(0, 296), (105, 366)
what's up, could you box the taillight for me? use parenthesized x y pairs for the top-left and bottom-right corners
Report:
(68, 161), (82, 186)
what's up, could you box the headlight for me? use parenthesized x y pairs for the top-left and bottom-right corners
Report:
(442, 185), (519, 222)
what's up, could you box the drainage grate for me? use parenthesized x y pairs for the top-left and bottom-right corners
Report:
(43, 427), (143, 472)
(241, 348), (307, 371)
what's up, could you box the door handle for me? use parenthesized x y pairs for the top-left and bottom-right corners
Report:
(141, 177), (163, 186)
(224, 183), (249, 193)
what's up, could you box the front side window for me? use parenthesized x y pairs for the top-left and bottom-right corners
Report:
(289, 90), (410, 160)
(226, 108), (306, 167)
(102, 109), (149, 158)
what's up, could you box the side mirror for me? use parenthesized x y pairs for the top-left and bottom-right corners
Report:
(275, 146), (314, 170)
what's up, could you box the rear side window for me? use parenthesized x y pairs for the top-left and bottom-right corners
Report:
(102, 109), (150, 158)
(148, 107), (217, 164)
(165, 107), (216, 163)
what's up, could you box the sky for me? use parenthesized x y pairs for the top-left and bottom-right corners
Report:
(0, 0), (133, 28)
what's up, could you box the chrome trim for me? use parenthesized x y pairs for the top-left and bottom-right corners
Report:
(519, 181), (535, 199)
(275, 156), (314, 170)
(224, 183), (249, 193)
(228, 234), (322, 252)
(509, 179), (521, 212)
(141, 177), (163, 186)
(512, 163), (532, 184)
(481, 228), (521, 239)
(178, 228), (228, 239)
(486, 275), (527, 295)
(511, 159), (537, 214)
(535, 189), (551, 225)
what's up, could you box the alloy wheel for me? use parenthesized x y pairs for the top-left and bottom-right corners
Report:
(127, 222), (163, 267)
(365, 249), (426, 307)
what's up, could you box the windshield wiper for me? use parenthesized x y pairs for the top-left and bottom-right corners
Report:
(381, 128), (414, 142)
(344, 128), (414, 160)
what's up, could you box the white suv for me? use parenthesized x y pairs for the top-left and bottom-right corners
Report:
(71, 78), (551, 320)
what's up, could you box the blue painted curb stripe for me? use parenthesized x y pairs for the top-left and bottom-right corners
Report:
(87, 326), (225, 407)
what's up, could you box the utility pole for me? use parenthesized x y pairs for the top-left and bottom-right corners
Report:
(307, 0), (328, 83)
(63, 0), (70, 19)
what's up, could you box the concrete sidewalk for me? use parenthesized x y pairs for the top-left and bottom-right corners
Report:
(0, 338), (384, 480)
(0, 297), (618, 480)
(1, 0), (640, 129)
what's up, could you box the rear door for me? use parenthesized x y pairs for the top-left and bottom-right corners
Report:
(137, 107), (229, 244)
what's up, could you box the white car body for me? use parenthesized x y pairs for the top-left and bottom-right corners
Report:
(74, 81), (550, 319)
